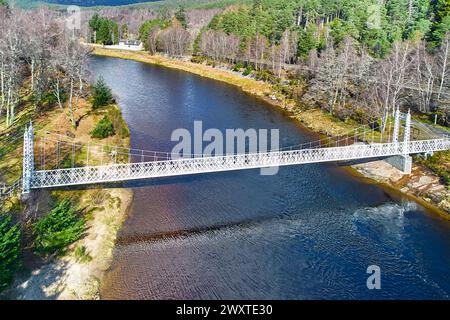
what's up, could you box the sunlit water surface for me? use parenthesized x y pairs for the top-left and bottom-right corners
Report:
(89, 57), (450, 299)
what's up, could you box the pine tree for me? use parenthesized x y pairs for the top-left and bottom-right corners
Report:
(97, 18), (112, 45)
(297, 25), (317, 58)
(429, 0), (450, 46)
(175, 6), (188, 29)
(0, 215), (21, 292)
(92, 77), (113, 109)
(33, 200), (85, 256)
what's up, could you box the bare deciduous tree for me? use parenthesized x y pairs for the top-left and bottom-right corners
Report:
(200, 30), (240, 63)
(159, 21), (191, 57)
(413, 40), (435, 113)
(373, 41), (415, 131)
(436, 32), (450, 103)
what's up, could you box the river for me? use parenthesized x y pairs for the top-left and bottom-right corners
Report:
(89, 56), (450, 299)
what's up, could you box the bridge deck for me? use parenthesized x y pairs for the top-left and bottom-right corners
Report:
(30, 138), (450, 189)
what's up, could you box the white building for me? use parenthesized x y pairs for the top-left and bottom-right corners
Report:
(118, 39), (143, 49)
(105, 39), (144, 51)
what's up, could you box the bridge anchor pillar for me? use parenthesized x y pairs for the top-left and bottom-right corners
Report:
(386, 155), (412, 174)
(385, 109), (412, 174)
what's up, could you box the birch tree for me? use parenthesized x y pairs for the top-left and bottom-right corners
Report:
(374, 41), (415, 131)
(58, 35), (90, 127)
(436, 32), (450, 103)
(414, 41), (435, 113)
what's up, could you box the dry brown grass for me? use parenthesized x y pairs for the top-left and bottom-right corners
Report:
(92, 47), (272, 97)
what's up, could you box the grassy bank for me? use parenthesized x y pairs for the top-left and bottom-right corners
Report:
(92, 46), (273, 98)
(1, 80), (133, 299)
(92, 46), (450, 216)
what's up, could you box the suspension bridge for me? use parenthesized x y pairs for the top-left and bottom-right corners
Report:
(1, 108), (449, 201)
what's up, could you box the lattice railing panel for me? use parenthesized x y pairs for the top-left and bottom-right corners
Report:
(30, 138), (450, 189)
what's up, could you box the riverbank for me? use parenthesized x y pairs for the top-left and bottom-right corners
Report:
(92, 46), (449, 217)
(10, 188), (132, 299)
(1, 87), (133, 299)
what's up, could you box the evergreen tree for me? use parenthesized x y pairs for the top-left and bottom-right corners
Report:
(298, 25), (318, 58)
(330, 18), (359, 45)
(403, 0), (432, 40)
(0, 215), (21, 292)
(91, 116), (115, 139)
(33, 200), (85, 256)
(429, 0), (450, 46)
(88, 14), (118, 45)
(92, 77), (113, 109)
(111, 21), (119, 45)
(385, 0), (409, 42)
(121, 24), (128, 39)
(97, 18), (112, 45)
(175, 6), (188, 29)
(89, 13), (101, 32)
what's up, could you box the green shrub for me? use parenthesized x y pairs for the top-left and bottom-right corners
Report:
(35, 91), (64, 108)
(91, 77), (113, 110)
(242, 65), (254, 76)
(0, 215), (21, 292)
(416, 151), (450, 186)
(191, 55), (207, 64)
(90, 116), (115, 139)
(33, 199), (85, 256)
(233, 62), (244, 72)
(205, 58), (217, 67)
(108, 107), (130, 138)
(255, 70), (275, 82)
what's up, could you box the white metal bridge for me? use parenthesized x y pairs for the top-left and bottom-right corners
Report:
(1, 109), (448, 198)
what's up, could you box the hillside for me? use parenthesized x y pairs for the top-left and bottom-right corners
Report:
(43, 0), (158, 7)
(12, 0), (245, 9)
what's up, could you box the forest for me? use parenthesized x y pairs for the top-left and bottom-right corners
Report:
(0, 0), (448, 163)
(83, 0), (450, 129)
(0, 4), (91, 128)
(1, 0), (445, 143)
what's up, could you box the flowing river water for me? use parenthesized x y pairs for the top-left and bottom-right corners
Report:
(89, 56), (450, 299)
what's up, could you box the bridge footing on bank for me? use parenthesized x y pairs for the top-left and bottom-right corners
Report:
(386, 155), (412, 174)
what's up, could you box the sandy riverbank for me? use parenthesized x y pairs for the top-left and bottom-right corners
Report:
(10, 188), (132, 299)
(91, 46), (449, 217)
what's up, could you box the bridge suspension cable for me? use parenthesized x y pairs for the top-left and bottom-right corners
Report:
(14, 108), (450, 193)
(36, 109), (433, 171)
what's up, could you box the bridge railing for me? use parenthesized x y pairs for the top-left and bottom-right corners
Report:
(0, 179), (22, 204)
(29, 137), (450, 189)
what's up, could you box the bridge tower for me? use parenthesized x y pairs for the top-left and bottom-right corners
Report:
(392, 107), (401, 144)
(22, 122), (34, 194)
(403, 109), (411, 155)
(386, 109), (412, 174)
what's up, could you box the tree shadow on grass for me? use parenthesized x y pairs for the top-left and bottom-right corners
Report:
(4, 258), (70, 300)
